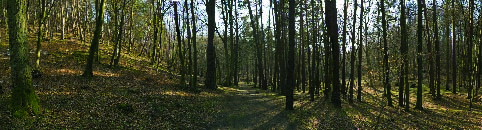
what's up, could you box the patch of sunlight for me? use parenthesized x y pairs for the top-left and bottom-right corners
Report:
(94, 71), (120, 77)
(37, 91), (78, 95)
(52, 68), (81, 75)
(143, 90), (192, 97)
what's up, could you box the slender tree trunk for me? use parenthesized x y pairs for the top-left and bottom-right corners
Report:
(357, 0), (364, 102)
(174, 2), (185, 86)
(399, 0), (407, 107)
(381, 0), (391, 106)
(451, 0), (457, 94)
(151, 0), (158, 65)
(83, 0), (105, 77)
(35, 0), (45, 69)
(341, 0), (347, 99)
(191, 0), (198, 88)
(349, 0), (357, 104)
(434, 0), (441, 99)
(114, 0), (126, 67)
(416, 0), (424, 110)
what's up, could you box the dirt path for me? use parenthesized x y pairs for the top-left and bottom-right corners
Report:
(210, 83), (297, 130)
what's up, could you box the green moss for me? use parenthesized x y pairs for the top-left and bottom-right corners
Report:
(13, 109), (27, 119)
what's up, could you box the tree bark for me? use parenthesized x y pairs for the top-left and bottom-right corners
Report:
(286, 0), (295, 110)
(326, 0), (341, 108)
(7, 0), (41, 118)
(416, 0), (424, 110)
(205, 0), (217, 89)
(83, 0), (105, 77)
(174, 2), (185, 86)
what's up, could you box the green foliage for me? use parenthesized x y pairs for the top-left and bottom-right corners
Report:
(13, 110), (27, 119)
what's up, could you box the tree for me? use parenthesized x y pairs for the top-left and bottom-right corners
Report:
(174, 2), (185, 87)
(451, 0), (457, 94)
(35, 0), (45, 69)
(7, 0), (41, 118)
(326, 0), (341, 108)
(349, 0), (357, 104)
(205, 0), (217, 89)
(191, 0), (198, 88)
(357, 0), (364, 102)
(83, 0), (105, 77)
(381, 0), (391, 106)
(416, 0), (424, 110)
(286, 0), (295, 110)
(399, 0), (408, 108)
(247, 0), (267, 90)
(434, 0), (441, 99)
(341, 0), (348, 99)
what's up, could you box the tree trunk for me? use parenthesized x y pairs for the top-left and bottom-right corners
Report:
(357, 0), (364, 102)
(326, 0), (341, 108)
(114, 0), (126, 67)
(191, 0), (198, 88)
(7, 0), (41, 118)
(174, 2), (185, 86)
(399, 0), (407, 107)
(83, 0), (105, 77)
(451, 0), (457, 94)
(416, 0), (424, 110)
(349, 0), (357, 104)
(285, 0), (295, 110)
(205, 0), (216, 89)
(341, 0), (347, 99)
(434, 0), (441, 99)
(381, 0), (391, 106)
(35, 0), (45, 69)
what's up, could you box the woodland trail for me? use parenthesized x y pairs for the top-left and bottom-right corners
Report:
(210, 83), (297, 130)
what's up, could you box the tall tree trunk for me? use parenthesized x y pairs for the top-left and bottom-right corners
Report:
(399, 0), (408, 107)
(381, 0), (391, 106)
(349, 0), (357, 104)
(357, 0), (364, 102)
(174, 2), (185, 86)
(35, 0), (45, 69)
(326, 0), (341, 108)
(434, 0), (441, 99)
(468, 0), (474, 109)
(191, 0), (198, 88)
(114, 0), (126, 67)
(7, 0), (41, 118)
(83, 0), (105, 77)
(416, 0), (424, 110)
(184, 0), (192, 87)
(285, 0), (295, 110)
(451, 0), (457, 94)
(341, 0), (347, 99)
(151, 0), (158, 65)
(205, 0), (216, 89)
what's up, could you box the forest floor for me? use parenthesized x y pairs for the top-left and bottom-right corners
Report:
(1, 34), (482, 129)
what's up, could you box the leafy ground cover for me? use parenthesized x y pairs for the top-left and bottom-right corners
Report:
(1, 35), (481, 129)
(0, 38), (224, 129)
